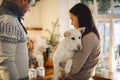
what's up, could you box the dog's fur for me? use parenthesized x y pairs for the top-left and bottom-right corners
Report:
(52, 28), (85, 80)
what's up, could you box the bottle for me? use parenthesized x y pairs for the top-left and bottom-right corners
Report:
(36, 66), (45, 77)
(36, 54), (45, 78)
(29, 59), (37, 80)
(28, 68), (37, 80)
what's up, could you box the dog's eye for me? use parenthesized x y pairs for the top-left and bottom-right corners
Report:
(71, 37), (75, 40)
(79, 36), (81, 39)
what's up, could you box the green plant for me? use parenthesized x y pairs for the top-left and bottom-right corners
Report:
(81, 0), (111, 14)
(35, 0), (40, 3)
(32, 0), (40, 6)
(81, 0), (93, 6)
(43, 19), (60, 67)
(45, 19), (60, 47)
(97, 0), (111, 14)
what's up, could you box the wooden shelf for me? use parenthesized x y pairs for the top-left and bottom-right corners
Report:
(26, 27), (43, 31)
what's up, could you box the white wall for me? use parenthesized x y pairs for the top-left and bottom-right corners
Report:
(23, 0), (80, 27)
(23, 0), (59, 28)
(59, 0), (69, 39)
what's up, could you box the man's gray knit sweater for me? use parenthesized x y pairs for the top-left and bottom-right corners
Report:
(0, 1), (29, 80)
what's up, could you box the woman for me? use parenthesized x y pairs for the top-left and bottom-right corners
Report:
(64, 3), (101, 80)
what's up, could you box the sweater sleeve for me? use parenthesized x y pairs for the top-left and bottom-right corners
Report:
(0, 15), (20, 79)
(70, 32), (99, 75)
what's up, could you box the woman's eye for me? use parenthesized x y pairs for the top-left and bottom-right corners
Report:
(71, 37), (75, 40)
(79, 36), (81, 39)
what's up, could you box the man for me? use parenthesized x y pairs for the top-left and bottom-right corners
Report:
(0, 0), (35, 80)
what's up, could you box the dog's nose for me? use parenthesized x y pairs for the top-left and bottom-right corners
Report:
(77, 45), (82, 50)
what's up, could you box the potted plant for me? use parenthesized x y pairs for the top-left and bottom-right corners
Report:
(43, 19), (60, 68)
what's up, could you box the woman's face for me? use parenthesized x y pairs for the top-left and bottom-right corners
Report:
(70, 13), (79, 29)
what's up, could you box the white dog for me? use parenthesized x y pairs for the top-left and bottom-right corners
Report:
(52, 28), (85, 80)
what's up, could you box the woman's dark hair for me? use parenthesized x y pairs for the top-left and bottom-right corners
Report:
(69, 3), (100, 40)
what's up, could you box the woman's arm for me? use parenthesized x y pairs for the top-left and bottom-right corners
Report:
(69, 32), (100, 76)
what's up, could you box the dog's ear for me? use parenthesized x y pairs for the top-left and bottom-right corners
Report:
(64, 31), (71, 37)
(78, 27), (86, 34)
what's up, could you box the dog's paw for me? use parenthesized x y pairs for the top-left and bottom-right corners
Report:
(65, 67), (70, 73)
(65, 60), (72, 73)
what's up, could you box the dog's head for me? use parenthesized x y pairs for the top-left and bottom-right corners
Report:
(64, 27), (85, 51)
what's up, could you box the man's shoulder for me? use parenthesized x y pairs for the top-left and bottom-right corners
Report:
(0, 14), (18, 28)
(0, 14), (16, 21)
(0, 8), (16, 19)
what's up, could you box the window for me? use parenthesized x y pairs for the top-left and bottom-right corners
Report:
(97, 0), (111, 14)
(81, 0), (120, 73)
(96, 20), (111, 74)
(113, 0), (120, 14)
(113, 19), (120, 72)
